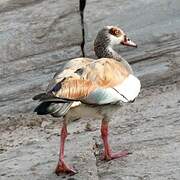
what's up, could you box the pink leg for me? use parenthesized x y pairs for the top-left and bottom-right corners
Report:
(101, 119), (129, 161)
(55, 122), (76, 175)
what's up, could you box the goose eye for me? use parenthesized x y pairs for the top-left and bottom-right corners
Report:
(115, 30), (120, 35)
(109, 28), (120, 36)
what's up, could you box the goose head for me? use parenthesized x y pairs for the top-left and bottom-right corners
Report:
(94, 26), (137, 58)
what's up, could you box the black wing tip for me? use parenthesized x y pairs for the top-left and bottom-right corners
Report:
(32, 93), (55, 101)
(32, 93), (46, 100)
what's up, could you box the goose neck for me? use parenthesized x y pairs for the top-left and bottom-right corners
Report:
(95, 46), (133, 74)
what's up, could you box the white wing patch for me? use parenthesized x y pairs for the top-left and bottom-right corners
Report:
(83, 74), (141, 104)
(114, 74), (141, 102)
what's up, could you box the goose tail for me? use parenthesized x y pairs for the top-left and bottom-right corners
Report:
(33, 93), (73, 117)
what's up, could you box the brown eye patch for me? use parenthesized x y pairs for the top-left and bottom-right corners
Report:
(109, 28), (121, 36)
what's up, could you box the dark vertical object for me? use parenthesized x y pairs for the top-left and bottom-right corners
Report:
(79, 0), (86, 57)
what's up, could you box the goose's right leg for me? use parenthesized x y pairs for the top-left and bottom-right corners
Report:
(55, 120), (76, 175)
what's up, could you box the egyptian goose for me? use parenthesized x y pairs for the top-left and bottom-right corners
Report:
(33, 26), (141, 175)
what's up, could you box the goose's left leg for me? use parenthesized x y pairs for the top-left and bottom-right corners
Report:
(100, 118), (129, 160)
(55, 120), (76, 175)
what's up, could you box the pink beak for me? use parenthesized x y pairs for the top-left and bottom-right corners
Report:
(121, 36), (137, 48)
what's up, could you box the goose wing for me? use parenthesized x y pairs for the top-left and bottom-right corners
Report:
(47, 58), (141, 104)
(46, 57), (93, 92)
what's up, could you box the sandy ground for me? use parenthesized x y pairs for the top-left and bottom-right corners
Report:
(1, 82), (180, 180)
(1, 0), (180, 179)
